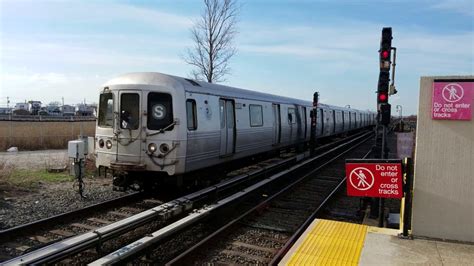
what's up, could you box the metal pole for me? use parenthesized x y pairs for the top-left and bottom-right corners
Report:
(310, 92), (319, 156)
(403, 157), (413, 237)
(378, 125), (387, 227)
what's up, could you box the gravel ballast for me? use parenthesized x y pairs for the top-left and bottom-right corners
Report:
(0, 178), (129, 230)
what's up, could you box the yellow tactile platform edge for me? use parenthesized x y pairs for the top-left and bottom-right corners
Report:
(285, 219), (368, 266)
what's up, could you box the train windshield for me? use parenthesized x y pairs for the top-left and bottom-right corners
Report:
(98, 93), (114, 128)
(148, 92), (173, 130)
(120, 93), (139, 130)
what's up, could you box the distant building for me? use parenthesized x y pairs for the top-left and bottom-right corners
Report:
(47, 106), (61, 116)
(28, 101), (42, 115)
(75, 104), (95, 116)
(0, 107), (12, 114)
(61, 105), (76, 116)
(38, 107), (49, 116)
(14, 103), (29, 111)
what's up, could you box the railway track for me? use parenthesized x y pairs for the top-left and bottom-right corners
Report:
(0, 192), (159, 262)
(167, 137), (373, 265)
(87, 131), (373, 265)
(2, 130), (372, 265)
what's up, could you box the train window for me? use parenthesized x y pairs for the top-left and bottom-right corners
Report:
(227, 102), (235, 128)
(148, 93), (173, 131)
(186, 99), (197, 130)
(288, 108), (296, 124)
(249, 104), (263, 127)
(98, 93), (113, 128)
(120, 93), (139, 130)
(220, 100), (225, 129)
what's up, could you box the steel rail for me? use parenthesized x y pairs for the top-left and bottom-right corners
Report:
(165, 132), (373, 266)
(2, 130), (371, 265)
(90, 131), (373, 265)
(269, 148), (373, 265)
(1, 145), (306, 265)
(0, 192), (143, 242)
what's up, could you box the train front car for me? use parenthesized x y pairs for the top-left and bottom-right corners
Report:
(95, 73), (185, 190)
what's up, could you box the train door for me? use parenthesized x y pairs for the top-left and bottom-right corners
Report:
(116, 90), (142, 163)
(219, 99), (235, 156)
(319, 108), (324, 136)
(332, 110), (336, 134)
(272, 104), (281, 145)
(296, 105), (306, 140)
(348, 112), (352, 130)
(324, 109), (332, 136)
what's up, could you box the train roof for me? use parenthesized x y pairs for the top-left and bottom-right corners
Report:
(103, 72), (373, 114)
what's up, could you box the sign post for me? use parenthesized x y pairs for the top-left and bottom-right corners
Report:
(402, 157), (414, 238)
(310, 92), (319, 156)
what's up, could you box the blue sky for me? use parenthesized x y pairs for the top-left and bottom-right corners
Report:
(1, 0), (473, 115)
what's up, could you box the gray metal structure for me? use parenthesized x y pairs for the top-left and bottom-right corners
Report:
(95, 72), (375, 182)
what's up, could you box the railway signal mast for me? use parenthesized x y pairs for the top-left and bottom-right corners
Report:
(374, 27), (397, 227)
(377, 27), (396, 159)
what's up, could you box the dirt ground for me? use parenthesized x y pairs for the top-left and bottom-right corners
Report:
(0, 176), (128, 230)
(0, 149), (68, 170)
(0, 150), (129, 230)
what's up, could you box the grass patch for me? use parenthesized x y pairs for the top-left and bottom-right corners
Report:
(5, 169), (73, 187)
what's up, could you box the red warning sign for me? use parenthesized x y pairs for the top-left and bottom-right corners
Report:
(346, 160), (403, 199)
(432, 81), (473, 120)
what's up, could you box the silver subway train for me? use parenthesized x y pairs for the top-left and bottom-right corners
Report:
(95, 72), (375, 188)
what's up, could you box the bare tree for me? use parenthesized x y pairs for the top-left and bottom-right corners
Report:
(184, 0), (239, 83)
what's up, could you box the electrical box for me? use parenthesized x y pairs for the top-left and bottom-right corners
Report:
(68, 140), (85, 159)
(87, 136), (95, 155)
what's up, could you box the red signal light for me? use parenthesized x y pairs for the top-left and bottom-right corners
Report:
(379, 93), (388, 102)
(381, 50), (390, 59)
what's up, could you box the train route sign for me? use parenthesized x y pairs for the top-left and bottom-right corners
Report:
(346, 159), (403, 199)
(432, 80), (473, 121)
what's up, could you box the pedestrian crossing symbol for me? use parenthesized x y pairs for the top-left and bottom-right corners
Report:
(349, 167), (374, 191)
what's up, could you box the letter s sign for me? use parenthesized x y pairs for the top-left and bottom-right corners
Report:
(152, 104), (166, 120)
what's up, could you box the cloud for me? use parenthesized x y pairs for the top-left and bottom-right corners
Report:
(431, 0), (474, 16)
(2, 40), (185, 68)
(236, 21), (473, 74)
(1, 1), (195, 30)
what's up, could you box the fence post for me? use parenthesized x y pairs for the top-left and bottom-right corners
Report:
(40, 122), (44, 149)
(402, 157), (414, 238)
(9, 119), (13, 148)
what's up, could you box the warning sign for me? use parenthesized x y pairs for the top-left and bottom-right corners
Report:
(432, 81), (473, 120)
(346, 160), (403, 199)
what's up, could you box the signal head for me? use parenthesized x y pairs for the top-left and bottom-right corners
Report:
(379, 27), (392, 71)
(378, 92), (388, 103)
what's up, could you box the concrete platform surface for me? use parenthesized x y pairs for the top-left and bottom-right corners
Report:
(360, 229), (474, 265)
(280, 219), (474, 266)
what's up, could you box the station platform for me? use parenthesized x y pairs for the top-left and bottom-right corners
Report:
(279, 219), (474, 265)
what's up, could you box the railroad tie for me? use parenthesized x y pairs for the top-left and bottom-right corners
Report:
(71, 223), (97, 230)
(29, 235), (52, 244)
(15, 245), (31, 252)
(49, 229), (75, 237)
(87, 217), (112, 224)
(108, 211), (130, 218)
(231, 241), (277, 253)
(120, 207), (142, 213)
(220, 250), (271, 263)
(143, 199), (163, 205)
(258, 235), (288, 244)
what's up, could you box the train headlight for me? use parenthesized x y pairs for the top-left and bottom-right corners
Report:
(148, 143), (157, 153)
(99, 139), (104, 148)
(159, 143), (170, 154)
(106, 140), (113, 149)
